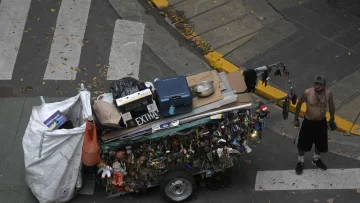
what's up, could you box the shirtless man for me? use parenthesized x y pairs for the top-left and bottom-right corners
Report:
(294, 76), (336, 175)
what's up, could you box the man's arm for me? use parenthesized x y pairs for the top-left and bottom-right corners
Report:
(294, 91), (306, 120)
(328, 91), (335, 120)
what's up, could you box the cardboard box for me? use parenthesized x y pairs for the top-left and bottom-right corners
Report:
(115, 89), (153, 113)
(186, 70), (224, 108)
(226, 70), (251, 104)
(121, 102), (161, 128)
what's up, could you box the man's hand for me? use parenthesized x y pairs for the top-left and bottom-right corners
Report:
(294, 90), (306, 127)
(329, 119), (337, 131)
(294, 119), (300, 128)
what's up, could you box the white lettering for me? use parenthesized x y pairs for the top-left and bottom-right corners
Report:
(140, 114), (147, 123)
(135, 117), (142, 126)
(148, 112), (155, 120)
(134, 111), (160, 126)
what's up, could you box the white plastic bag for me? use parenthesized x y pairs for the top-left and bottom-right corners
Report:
(22, 91), (92, 203)
(96, 92), (114, 104)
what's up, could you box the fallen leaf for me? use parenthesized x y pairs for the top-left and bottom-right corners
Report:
(291, 192), (296, 194)
(65, 37), (69, 42)
(314, 199), (319, 203)
(51, 8), (56, 12)
(20, 78), (23, 82)
(348, 52), (351, 55)
(70, 66), (81, 72)
(356, 188), (360, 193)
(299, 1), (302, 5)
(357, 156), (360, 160)
(42, 82), (46, 85)
(251, 10), (254, 15)
(337, 149), (342, 153)
(51, 26), (55, 31)
(327, 198), (334, 203)
(21, 86), (33, 93)
(44, 32), (50, 39)
(96, 64), (101, 67)
(93, 77), (97, 81)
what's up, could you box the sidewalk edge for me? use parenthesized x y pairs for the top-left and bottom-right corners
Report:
(149, 0), (360, 136)
(150, 0), (168, 8)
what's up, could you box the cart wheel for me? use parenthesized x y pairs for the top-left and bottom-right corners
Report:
(160, 170), (196, 202)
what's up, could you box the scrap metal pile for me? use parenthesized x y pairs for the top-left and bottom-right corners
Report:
(22, 63), (295, 203)
(90, 63), (294, 198)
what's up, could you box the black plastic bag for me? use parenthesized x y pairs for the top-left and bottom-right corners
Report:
(109, 77), (140, 99)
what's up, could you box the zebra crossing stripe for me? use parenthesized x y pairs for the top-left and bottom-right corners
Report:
(255, 168), (360, 190)
(107, 19), (145, 80)
(0, 0), (32, 80)
(43, 0), (91, 80)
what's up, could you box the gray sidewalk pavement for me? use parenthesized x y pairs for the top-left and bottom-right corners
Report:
(159, 0), (360, 131)
(1, 95), (359, 202)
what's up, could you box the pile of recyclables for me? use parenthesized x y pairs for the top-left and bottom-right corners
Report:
(93, 70), (269, 199)
(22, 70), (270, 203)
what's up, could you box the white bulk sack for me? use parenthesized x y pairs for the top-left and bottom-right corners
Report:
(22, 90), (92, 203)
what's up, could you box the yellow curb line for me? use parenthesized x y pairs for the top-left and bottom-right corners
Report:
(149, 0), (360, 136)
(150, 0), (168, 9)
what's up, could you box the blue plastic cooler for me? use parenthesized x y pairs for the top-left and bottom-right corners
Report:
(155, 76), (193, 117)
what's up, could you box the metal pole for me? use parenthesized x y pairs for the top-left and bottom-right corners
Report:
(179, 103), (252, 124)
(293, 118), (302, 144)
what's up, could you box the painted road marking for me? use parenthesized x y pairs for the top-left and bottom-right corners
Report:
(107, 19), (145, 80)
(0, 0), (31, 80)
(43, 0), (91, 80)
(255, 168), (360, 191)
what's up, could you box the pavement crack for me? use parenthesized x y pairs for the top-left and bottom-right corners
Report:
(265, 0), (287, 21)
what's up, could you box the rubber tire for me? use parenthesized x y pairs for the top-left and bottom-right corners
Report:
(160, 170), (196, 203)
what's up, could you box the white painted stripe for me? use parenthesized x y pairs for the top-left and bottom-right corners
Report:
(0, 0), (31, 80)
(43, 0), (91, 80)
(255, 168), (360, 191)
(107, 19), (145, 80)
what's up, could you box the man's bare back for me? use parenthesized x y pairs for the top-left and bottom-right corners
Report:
(303, 88), (332, 121)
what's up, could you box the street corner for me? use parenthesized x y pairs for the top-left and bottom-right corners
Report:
(148, 0), (360, 138)
(150, 0), (168, 9)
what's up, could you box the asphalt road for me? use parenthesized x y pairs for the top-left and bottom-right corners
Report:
(1, 96), (359, 203)
(68, 129), (360, 203)
(0, 0), (177, 97)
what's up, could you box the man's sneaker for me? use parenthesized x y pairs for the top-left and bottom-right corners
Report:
(312, 159), (327, 170)
(295, 162), (304, 175)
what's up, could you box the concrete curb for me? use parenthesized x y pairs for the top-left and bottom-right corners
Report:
(149, 0), (360, 136)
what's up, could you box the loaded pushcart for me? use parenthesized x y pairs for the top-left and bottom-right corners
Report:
(22, 63), (296, 203)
